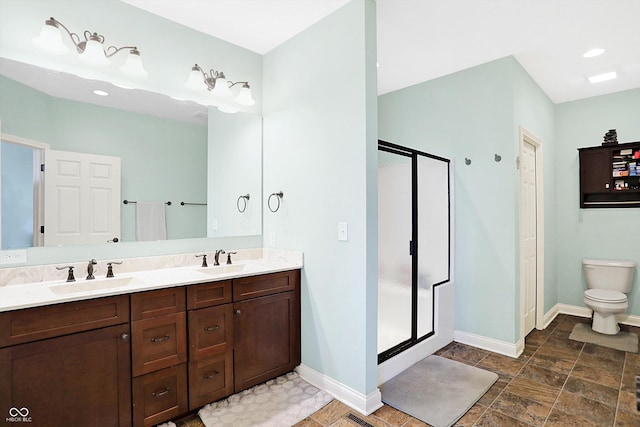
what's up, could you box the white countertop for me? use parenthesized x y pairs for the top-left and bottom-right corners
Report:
(0, 258), (302, 312)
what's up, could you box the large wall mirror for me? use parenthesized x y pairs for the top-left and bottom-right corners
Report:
(0, 58), (262, 251)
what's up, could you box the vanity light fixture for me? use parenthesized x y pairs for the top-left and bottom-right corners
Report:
(33, 17), (148, 78)
(184, 63), (255, 110)
(588, 71), (617, 84)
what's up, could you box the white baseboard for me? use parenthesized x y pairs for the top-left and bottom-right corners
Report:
(550, 303), (640, 328)
(296, 364), (383, 416)
(453, 330), (521, 358)
(542, 304), (560, 329)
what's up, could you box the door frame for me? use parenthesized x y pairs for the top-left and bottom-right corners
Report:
(518, 126), (544, 340)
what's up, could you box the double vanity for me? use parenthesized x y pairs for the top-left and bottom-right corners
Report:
(0, 249), (302, 426)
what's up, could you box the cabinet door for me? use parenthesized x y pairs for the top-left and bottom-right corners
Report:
(0, 324), (131, 426)
(579, 147), (611, 194)
(188, 304), (234, 360)
(132, 364), (188, 427)
(233, 291), (300, 392)
(132, 312), (187, 376)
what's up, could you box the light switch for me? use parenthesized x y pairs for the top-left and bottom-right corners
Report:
(338, 222), (348, 241)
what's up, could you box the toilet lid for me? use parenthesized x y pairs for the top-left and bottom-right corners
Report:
(585, 289), (627, 303)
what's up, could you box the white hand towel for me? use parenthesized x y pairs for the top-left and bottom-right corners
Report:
(135, 201), (167, 241)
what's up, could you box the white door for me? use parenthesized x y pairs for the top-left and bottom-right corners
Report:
(44, 149), (121, 246)
(520, 140), (537, 334)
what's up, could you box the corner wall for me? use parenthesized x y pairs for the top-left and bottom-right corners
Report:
(262, 0), (380, 412)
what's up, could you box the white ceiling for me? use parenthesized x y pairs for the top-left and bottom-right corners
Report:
(123, 0), (640, 104)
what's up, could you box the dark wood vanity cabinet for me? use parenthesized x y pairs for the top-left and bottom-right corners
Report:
(579, 141), (640, 207)
(0, 296), (132, 427)
(0, 269), (301, 427)
(233, 271), (301, 392)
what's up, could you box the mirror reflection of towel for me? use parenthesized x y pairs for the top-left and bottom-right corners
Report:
(136, 202), (167, 241)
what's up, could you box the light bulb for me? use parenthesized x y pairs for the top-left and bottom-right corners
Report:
(185, 65), (208, 91)
(211, 76), (232, 97)
(33, 19), (69, 55)
(235, 83), (255, 106)
(119, 49), (147, 78)
(79, 37), (109, 66)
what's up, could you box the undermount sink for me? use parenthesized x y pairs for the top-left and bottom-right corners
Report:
(198, 264), (246, 276)
(49, 277), (141, 295)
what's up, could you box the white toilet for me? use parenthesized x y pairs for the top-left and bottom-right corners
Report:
(583, 258), (636, 335)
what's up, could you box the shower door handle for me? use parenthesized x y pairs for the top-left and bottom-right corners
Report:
(409, 240), (415, 256)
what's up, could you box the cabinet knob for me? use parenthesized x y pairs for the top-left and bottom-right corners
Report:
(121, 332), (129, 342)
(235, 309), (242, 315)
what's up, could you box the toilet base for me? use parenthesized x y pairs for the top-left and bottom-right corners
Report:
(591, 312), (620, 335)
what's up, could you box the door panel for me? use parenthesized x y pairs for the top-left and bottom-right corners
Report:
(44, 149), (121, 246)
(521, 141), (537, 334)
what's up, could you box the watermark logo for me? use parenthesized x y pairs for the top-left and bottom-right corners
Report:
(6, 407), (31, 423)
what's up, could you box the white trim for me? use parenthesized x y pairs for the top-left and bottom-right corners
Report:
(546, 303), (640, 328)
(1, 133), (50, 150)
(557, 303), (591, 318)
(453, 330), (521, 358)
(542, 303), (560, 329)
(296, 364), (383, 416)
(518, 126), (545, 343)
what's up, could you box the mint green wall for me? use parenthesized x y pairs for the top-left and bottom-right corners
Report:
(512, 59), (557, 316)
(379, 57), (519, 343)
(556, 89), (640, 313)
(0, 74), (207, 242)
(263, 0), (379, 396)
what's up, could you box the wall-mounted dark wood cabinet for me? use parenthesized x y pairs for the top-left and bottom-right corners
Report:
(578, 141), (640, 208)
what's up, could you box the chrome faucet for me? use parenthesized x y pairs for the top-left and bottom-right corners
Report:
(87, 259), (97, 280)
(214, 249), (225, 266)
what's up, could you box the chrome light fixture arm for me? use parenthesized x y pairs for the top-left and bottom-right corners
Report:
(191, 64), (227, 91)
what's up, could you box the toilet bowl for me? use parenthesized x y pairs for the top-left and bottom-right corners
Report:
(583, 289), (628, 335)
(582, 259), (636, 335)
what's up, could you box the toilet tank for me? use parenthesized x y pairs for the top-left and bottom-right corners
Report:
(582, 259), (637, 293)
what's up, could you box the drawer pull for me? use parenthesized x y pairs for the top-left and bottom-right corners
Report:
(235, 309), (241, 315)
(204, 371), (220, 380)
(204, 325), (221, 332)
(150, 335), (170, 343)
(151, 387), (170, 397)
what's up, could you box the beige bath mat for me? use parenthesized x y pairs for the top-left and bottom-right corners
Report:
(569, 322), (638, 353)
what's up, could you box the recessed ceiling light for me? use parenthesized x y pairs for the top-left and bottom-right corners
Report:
(583, 48), (605, 58)
(93, 89), (109, 96)
(588, 71), (617, 84)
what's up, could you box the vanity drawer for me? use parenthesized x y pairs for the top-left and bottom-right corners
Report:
(132, 312), (187, 376)
(188, 304), (234, 360)
(133, 363), (188, 427)
(0, 295), (129, 348)
(188, 351), (233, 409)
(186, 280), (232, 310)
(233, 270), (300, 301)
(131, 287), (186, 320)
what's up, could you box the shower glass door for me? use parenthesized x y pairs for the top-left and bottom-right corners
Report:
(378, 141), (450, 364)
(377, 148), (413, 355)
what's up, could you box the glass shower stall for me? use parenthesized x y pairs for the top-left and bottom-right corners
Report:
(377, 140), (451, 363)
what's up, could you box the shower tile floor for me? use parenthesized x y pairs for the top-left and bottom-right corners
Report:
(178, 314), (640, 426)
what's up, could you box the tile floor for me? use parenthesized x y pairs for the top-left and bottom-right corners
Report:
(294, 314), (640, 426)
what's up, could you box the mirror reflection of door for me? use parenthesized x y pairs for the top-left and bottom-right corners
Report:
(43, 149), (121, 246)
(1, 137), (45, 249)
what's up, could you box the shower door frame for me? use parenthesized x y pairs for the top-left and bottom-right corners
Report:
(378, 140), (451, 364)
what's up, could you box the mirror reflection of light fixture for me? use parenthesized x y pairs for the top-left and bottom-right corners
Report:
(33, 17), (148, 78)
(185, 64), (255, 112)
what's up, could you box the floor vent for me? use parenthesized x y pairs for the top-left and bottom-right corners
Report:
(346, 413), (375, 427)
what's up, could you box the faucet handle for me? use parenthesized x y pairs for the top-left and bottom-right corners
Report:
(196, 254), (208, 268)
(56, 265), (76, 282)
(106, 261), (123, 278)
(226, 251), (237, 265)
